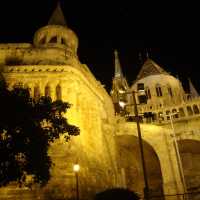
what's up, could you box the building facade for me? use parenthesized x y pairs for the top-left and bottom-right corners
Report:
(0, 4), (119, 200)
(0, 3), (200, 200)
(111, 51), (200, 200)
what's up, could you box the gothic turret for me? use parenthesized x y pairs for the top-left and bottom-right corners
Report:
(33, 2), (78, 56)
(114, 50), (123, 78)
(110, 50), (129, 113)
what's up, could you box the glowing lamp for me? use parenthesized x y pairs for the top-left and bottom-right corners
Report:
(73, 164), (80, 172)
(119, 101), (126, 108)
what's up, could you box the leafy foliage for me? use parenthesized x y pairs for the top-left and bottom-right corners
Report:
(0, 80), (80, 187)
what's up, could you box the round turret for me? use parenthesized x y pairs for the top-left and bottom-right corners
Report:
(33, 2), (78, 56)
(33, 25), (78, 55)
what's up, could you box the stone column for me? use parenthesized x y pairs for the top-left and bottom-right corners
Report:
(159, 131), (185, 200)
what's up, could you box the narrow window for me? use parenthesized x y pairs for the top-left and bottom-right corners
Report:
(156, 85), (162, 97)
(40, 36), (46, 44)
(147, 89), (151, 99)
(156, 87), (159, 96)
(178, 108), (185, 117)
(56, 85), (62, 100)
(193, 105), (200, 114)
(61, 38), (66, 45)
(145, 88), (151, 99)
(168, 87), (173, 97)
(49, 36), (57, 43)
(34, 86), (40, 100)
(172, 108), (178, 118)
(159, 87), (162, 96)
(166, 110), (170, 120)
(45, 85), (51, 97)
(24, 84), (31, 96)
(187, 106), (193, 116)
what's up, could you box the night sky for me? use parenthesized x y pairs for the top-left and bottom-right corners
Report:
(0, 0), (199, 93)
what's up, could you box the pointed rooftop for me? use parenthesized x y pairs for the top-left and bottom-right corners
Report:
(114, 50), (123, 78)
(111, 50), (129, 96)
(48, 2), (67, 26)
(188, 78), (199, 97)
(136, 58), (169, 80)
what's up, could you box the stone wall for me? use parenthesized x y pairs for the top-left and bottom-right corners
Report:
(0, 62), (119, 199)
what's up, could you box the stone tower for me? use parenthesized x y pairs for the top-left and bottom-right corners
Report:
(0, 3), (120, 200)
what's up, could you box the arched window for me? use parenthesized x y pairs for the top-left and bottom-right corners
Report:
(178, 108), (185, 117)
(34, 86), (40, 100)
(45, 85), (51, 97)
(156, 85), (162, 97)
(166, 110), (170, 120)
(193, 105), (200, 114)
(61, 38), (67, 45)
(168, 87), (173, 97)
(145, 87), (151, 99)
(172, 108), (178, 118)
(56, 85), (62, 100)
(39, 36), (46, 44)
(24, 84), (31, 96)
(187, 106), (193, 116)
(49, 36), (57, 43)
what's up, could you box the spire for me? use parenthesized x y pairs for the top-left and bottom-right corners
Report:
(145, 48), (151, 59)
(114, 50), (123, 78)
(136, 58), (169, 80)
(48, 2), (67, 26)
(111, 50), (129, 107)
(146, 50), (149, 59)
(188, 78), (199, 98)
(138, 52), (143, 65)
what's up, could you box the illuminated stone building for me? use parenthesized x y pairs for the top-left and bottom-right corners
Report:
(0, 3), (200, 200)
(111, 51), (200, 200)
(0, 4), (118, 200)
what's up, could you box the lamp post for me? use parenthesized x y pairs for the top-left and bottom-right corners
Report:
(73, 163), (80, 200)
(119, 89), (149, 200)
(168, 113), (188, 200)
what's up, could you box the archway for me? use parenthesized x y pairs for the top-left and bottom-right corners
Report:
(115, 135), (164, 199)
(178, 139), (200, 200)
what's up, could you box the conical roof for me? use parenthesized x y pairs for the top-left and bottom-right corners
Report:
(114, 50), (123, 77)
(48, 2), (67, 26)
(136, 58), (169, 80)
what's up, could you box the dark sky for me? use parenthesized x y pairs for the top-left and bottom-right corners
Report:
(0, 0), (199, 93)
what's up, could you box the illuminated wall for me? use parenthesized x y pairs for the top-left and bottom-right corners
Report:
(0, 42), (119, 199)
(1, 4), (200, 200)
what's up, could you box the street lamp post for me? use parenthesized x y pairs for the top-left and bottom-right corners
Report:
(119, 89), (149, 200)
(132, 91), (149, 200)
(168, 113), (188, 200)
(73, 164), (80, 200)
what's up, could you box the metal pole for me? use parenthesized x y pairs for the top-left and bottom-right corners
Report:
(169, 114), (188, 200)
(75, 172), (79, 200)
(132, 91), (149, 200)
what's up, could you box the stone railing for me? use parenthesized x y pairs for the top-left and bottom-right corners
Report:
(122, 98), (200, 125)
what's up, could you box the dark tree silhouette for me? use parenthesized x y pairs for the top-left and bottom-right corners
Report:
(94, 188), (140, 200)
(0, 80), (80, 187)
